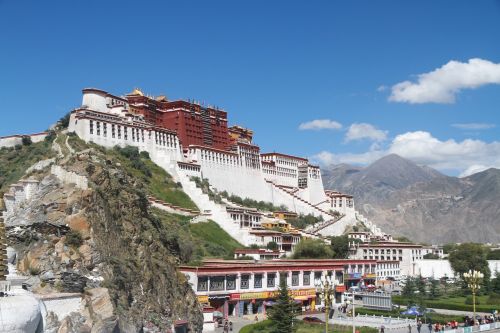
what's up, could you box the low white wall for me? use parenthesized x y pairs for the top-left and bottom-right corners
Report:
(415, 260), (500, 278)
(0, 133), (47, 148)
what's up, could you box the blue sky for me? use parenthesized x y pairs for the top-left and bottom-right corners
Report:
(1, 0), (499, 176)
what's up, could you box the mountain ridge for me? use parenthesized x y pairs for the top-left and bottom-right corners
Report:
(322, 154), (500, 244)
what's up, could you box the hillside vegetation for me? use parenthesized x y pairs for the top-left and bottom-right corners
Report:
(0, 138), (55, 192)
(189, 220), (243, 260)
(68, 135), (198, 210)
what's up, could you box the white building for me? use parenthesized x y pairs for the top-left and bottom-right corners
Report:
(350, 242), (424, 276)
(66, 88), (362, 245)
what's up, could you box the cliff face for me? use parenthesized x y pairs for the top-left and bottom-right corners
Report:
(6, 135), (203, 332)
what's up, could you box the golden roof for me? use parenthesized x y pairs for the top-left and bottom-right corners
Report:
(128, 88), (144, 96)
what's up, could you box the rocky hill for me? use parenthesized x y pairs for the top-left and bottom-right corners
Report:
(3, 133), (205, 332)
(322, 154), (500, 244)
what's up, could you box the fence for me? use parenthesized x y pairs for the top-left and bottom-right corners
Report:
(333, 315), (500, 333)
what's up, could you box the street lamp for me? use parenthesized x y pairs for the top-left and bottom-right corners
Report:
(347, 294), (357, 333)
(315, 274), (339, 333)
(463, 270), (483, 326)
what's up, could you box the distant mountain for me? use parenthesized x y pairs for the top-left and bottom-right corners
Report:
(322, 154), (500, 244)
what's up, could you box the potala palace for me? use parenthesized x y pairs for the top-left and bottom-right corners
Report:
(63, 88), (383, 245)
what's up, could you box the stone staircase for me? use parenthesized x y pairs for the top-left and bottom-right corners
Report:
(175, 171), (252, 245)
(269, 181), (335, 219)
(305, 214), (345, 234)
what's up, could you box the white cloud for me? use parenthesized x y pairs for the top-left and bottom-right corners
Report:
(312, 150), (385, 166)
(451, 123), (496, 130)
(459, 165), (494, 178)
(298, 119), (342, 131)
(389, 58), (500, 104)
(314, 130), (500, 177)
(345, 123), (388, 142)
(377, 85), (387, 92)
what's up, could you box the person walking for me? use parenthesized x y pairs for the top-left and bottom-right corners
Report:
(408, 323), (412, 333)
(380, 325), (385, 333)
(428, 322), (432, 332)
(417, 320), (422, 333)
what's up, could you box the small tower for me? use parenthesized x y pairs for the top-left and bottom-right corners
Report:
(0, 195), (8, 280)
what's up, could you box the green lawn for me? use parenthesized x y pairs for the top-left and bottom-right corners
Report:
(189, 220), (243, 260)
(144, 159), (198, 210)
(240, 320), (377, 333)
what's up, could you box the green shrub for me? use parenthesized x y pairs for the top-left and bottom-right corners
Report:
(58, 112), (71, 129)
(487, 293), (500, 305)
(22, 136), (32, 146)
(465, 295), (480, 305)
(65, 230), (83, 248)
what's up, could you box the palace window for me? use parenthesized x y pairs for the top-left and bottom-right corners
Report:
(89, 120), (94, 134)
(241, 275), (250, 289)
(103, 123), (107, 137)
(96, 122), (101, 136)
(117, 126), (121, 139)
(303, 271), (310, 286)
(209, 276), (225, 291)
(124, 127), (128, 140)
(292, 272), (300, 286)
(132, 128), (135, 141)
(111, 124), (115, 138)
(226, 275), (236, 290)
(197, 277), (208, 291)
(267, 273), (276, 288)
(254, 274), (263, 288)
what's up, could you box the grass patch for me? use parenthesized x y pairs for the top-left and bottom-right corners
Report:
(67, 141), (198, 211)
(240, 319), (377, 333)
(189, 220), (243, 259)
(0, 140), (55, 192)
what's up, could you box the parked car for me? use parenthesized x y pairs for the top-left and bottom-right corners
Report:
(303, 316), (324, 324)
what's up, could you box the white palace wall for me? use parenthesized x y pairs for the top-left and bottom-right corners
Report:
(68, 89), (345, 223)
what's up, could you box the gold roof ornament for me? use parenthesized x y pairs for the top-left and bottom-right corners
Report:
(156, 95), (168, 102)
(128, 88), (144, 96)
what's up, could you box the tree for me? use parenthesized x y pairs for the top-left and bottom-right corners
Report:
(292, 239), (333, 259)
(491, 271), (500, 293)
(402, 277), (417, 305)
(415, 275), (426, 295)
(58, 112), (71, 129)
(21, 136), (32, 146)
(429, 278), (440, 298)
(448, 243), (491, 290)
(330, 235), (351, 259)
(442, 243), (457, 254)
(395, 236), (412, 243)
(423, 253), (439, 259)
(267, 241), (279, 251)
(487, 249), (500, 260)
(267, 276), (298, 333)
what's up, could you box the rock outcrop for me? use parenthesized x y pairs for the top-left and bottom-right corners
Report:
(7, 138), (203, 332)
